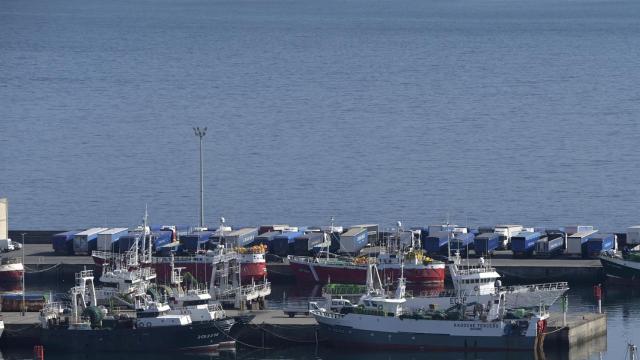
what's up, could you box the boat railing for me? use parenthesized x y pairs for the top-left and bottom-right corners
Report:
(75, 270), (94, 281)
(418, 288), (459, 298)
(153, 252), (239, 264)
(502, 282), (569, 293)
(311, 309), (344, 319)
(454, 265), (497, 276)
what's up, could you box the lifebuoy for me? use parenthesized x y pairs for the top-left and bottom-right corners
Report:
(146, 322), (152, 328)
(137, 321), (144, 328)
(473, 286), (479, 292)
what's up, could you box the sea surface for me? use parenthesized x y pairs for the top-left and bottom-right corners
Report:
(2, 0), (640, 232)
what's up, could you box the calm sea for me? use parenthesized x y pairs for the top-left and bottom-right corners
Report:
(2, 0), (640, 232)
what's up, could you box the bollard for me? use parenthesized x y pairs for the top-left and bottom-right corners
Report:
(593, 284), (602, 314)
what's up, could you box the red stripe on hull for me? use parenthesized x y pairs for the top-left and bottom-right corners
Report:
(289, 261), (445, 285)
(0, 270), (24, 283)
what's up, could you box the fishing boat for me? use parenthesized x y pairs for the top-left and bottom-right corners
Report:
(0, 257), (24, 292)
(404, 254), (568, 311)
(599, 249), (640, 283)
(150, 245), (267, 285)
(310, 264), (548, 351)
(38, 270), (234, 353)
(93, 245), (267, 285)
(288, 250), (445, 285)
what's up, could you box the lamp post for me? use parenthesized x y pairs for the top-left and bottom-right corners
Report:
(193, 127), (207, 228)
(21, 232), (25, 315)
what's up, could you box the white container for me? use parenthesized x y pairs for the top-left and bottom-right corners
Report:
(97, 228), (129, 251)
(566, 230), (598, 256)
(494, 225), (523, 249)
(73, 227), (109, 255)
(627, 226), (640, 245)
(564, 225), (595, 236)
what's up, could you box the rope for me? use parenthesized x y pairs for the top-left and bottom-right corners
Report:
(211, 319), (273, 350)
(3, 324), (38, 334)
(252, 323), (327, 344)
(543, 326), (567, 335)
(24, 263), (62, 274)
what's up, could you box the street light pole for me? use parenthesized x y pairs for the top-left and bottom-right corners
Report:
(21, 232), (25, 315)
(193, 127), (207, 228)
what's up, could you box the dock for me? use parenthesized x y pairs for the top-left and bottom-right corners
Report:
(0, 309), (607, 353)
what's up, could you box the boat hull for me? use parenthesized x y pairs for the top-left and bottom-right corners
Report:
(317, 322), (537, 351)
(600, 255), (640, 282)
(39, 320), (233, 353)
(313, 312), (540, 351)
(0, 263), (24, 292)
(93, 255), (266, 284)
(289, 259), (445, 284)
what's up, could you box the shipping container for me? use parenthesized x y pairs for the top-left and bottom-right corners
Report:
(270, 231), (304, 257)
(535, 232), (565, 258)
(52, 230), (80, 255)
(351, 224), (379, 245)
(511, 231), (542, 258)
(450, 233), (475, 256)
(494, 225), (523, 250)
(258, 225), (296, 235)
(294, 233), (327, 256)
(474, 233), (500, 256)
(73, 228), (109, 255)
(585, 234), (616, 258)
(423, 235), (450, 254)
(181, 231), (214, 253)
(563, 225), (595, 236)
(566, 230), (598, 257)
(626, 226), (640, 246)
(339, 227), (369, 254)
(152, 230), (174, 252)
(534, 237), (564, 258)
(251, 231), (281, 247)
(222, 228), (259, 248)
(115, 232), (144, 253)
(97, 228), (129, 252)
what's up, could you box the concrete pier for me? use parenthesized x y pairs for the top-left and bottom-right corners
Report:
(0, 309), (607, 354)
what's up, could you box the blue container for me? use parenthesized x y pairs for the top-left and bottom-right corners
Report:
(535, 236), (564, 258)
(152, 230), (174, 252)
(181, 231), (214, 253)
(270, 232), (303, 257)
(52, 230), (79, 255)
(115, 233), (142, 253)
(586, 234), (615, 258)
(511, 232), (542, 258)
(423, 235), (449, 254)
(474, 233), (500, 256)
(450, 233), (475, 255)
(251, 231), (281, 247)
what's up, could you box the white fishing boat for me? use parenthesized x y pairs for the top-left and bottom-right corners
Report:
(404, 253), (568, 312)
(310, 264), (549, 351)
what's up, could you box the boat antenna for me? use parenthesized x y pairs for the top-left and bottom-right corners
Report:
(327, 216), (334, 262)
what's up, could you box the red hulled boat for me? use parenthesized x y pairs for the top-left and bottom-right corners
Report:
(288, 251), (445, 285)
(93, 245), (267, 285)
(0, 258), (24, 292)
